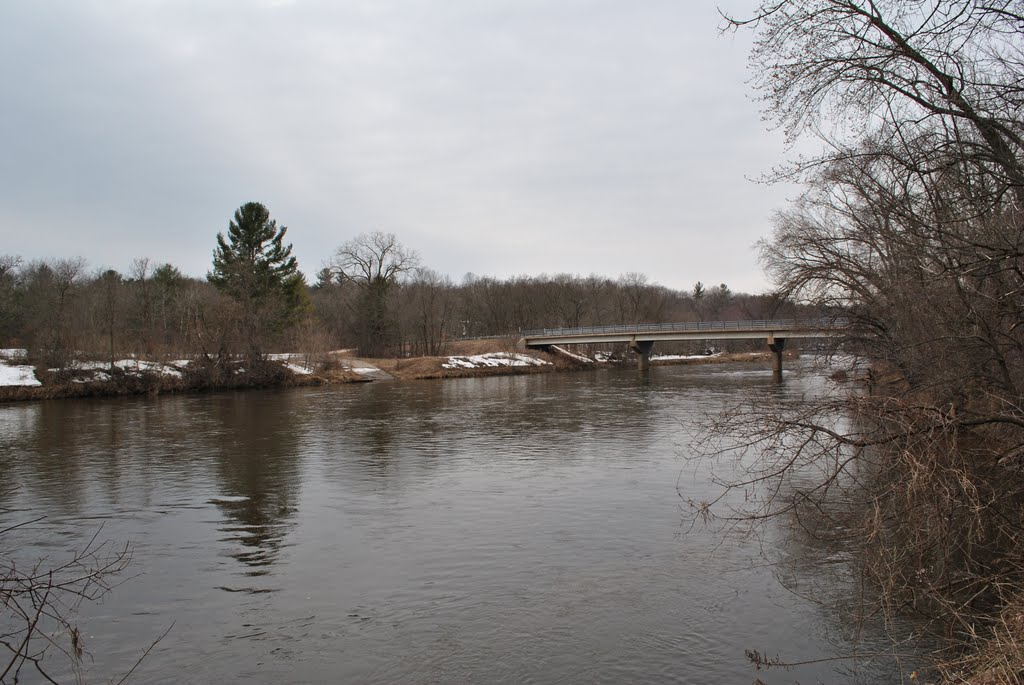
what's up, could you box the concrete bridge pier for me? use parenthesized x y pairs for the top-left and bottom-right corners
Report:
(630, 340), (655, 371)
(768, 336), (786, 379)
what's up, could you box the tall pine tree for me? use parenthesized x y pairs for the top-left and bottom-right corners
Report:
(209, 202), (307, 362)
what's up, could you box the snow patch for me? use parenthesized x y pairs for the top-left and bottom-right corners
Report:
(442, 352), (550, 369)
(72, 371), (111, 384)
(268, 353), (316, 374)
(266, 353), (301, 362)
(0, 349), (28, 359)
(651, 352), (722, 362)
(550, 346), (593, 363)
(55, 359), (183, 378)
(0, 365), (41, 387)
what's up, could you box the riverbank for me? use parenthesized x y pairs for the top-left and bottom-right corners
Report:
(0, 341), (794, 402)
(369, 346), (790, 381)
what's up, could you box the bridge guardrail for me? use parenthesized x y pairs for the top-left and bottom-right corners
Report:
(521, 318), (846, 339)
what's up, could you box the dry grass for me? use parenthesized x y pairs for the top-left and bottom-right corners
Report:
(371, 356), (446, 378)
(937, 596), (1024, 684)
(446, 337), (519, 356)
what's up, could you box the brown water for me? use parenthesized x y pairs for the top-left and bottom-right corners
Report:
(0, 363), (898, 684)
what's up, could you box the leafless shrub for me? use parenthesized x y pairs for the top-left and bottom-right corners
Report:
(687, 384), (1024, 678)
(1, 529), (130, 683)
(714, 0), (1024, 678)
(1, 491), (170, 684)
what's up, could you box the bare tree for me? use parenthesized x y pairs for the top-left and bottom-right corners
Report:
(400, 268), (455, 356)
(20, 258), (86, 369)
(331, 232), (420, 287)
(331, 232), (419, 357)
(712, 0), (1024, 678)
(98, 269), (123, 375)
(727, 0), (1024, 198)
(0, 256), (22, 345)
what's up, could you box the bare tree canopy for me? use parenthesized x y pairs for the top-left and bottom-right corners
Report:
(727, 0), (1024, 194)
(329, 232), (420, 356)
(331, 232), (420, 288)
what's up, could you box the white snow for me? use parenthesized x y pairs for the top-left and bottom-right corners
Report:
(54, 359), (184, 378)
(267, 353), (316, 374)
(72, 371), (111, 384)
(550, 345), (593, 363)
(0, 348), (27, 359)
(442, 352), (550, 369)
(0, 364), (41, 387)
(651, 352), (722, 362)
(351, 367), (380, 375)
(116, 360), (183, 378)
(593, 352), (620, 363)
(266, 353), (300, 362)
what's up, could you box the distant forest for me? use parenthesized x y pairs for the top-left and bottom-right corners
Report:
(0, 214), (804, 366)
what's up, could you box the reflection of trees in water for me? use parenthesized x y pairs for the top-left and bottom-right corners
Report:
(763, 491), (932, 684)
(310, 370), (674, 490)
(5, 390), (304, 576)
(713, 390), (930, 683)
(209, 391), (302, 575)
(15, 401), (89, 513)
(15, 397), (211, 515)
(436, 372), (654, 450)
(13, 399), (153, 514)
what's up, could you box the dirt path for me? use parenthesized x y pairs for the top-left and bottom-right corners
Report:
(342, 359), (394, 381)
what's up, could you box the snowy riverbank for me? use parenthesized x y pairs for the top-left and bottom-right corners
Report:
(0, 345), (787, 401)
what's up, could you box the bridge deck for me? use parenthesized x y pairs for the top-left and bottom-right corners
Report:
(521, 319), (843, 347)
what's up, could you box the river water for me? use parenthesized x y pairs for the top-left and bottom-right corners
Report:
(0, 362), (898, 684)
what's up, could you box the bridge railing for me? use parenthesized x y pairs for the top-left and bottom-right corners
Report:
(521, 318), (845, 338)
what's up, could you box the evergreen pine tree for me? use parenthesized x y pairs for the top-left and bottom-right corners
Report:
(208, 202), (306, 361)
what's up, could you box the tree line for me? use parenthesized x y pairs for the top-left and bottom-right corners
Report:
(0, 206), (800, 368)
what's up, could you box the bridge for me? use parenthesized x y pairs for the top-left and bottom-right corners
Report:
(520, 319), (844, 375)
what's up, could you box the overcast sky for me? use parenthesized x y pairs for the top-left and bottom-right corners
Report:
(0, 0), (796, 294)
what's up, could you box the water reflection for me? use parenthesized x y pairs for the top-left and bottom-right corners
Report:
(206, 391), (302, 576)
(739, 373), (923, 683)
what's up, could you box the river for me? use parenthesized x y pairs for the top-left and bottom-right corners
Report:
(0, 361), (898, 683)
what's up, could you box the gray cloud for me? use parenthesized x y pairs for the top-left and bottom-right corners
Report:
(0, 0), (792, 293)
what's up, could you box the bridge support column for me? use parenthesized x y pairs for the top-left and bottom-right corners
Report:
(768, 337), (786, 379)
(630, 340), (654, 371)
